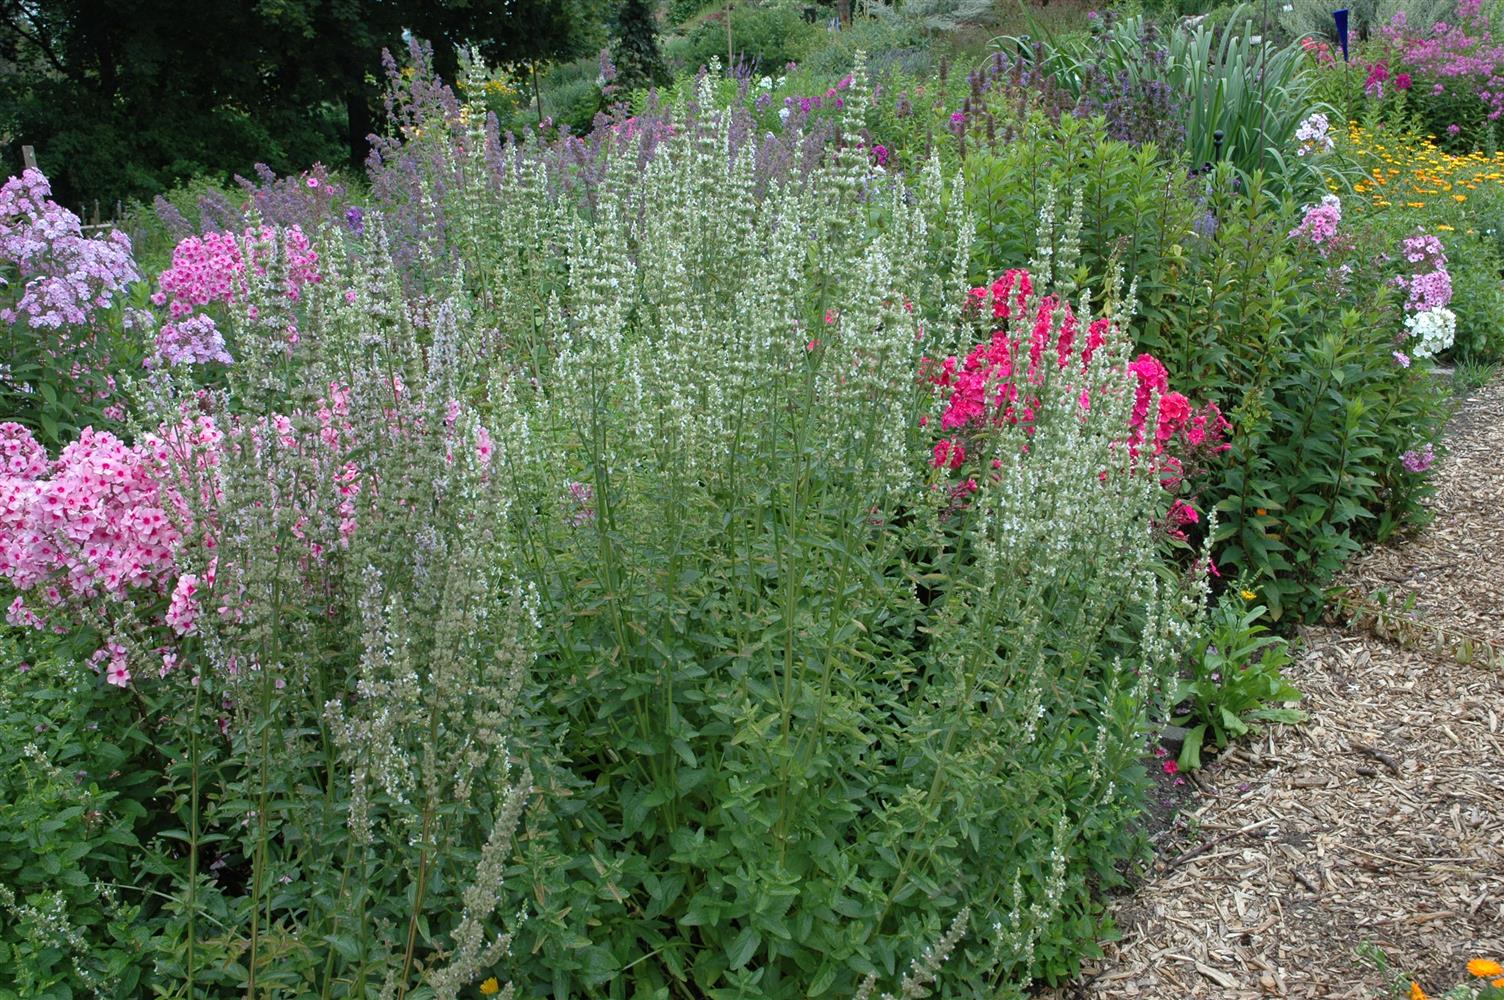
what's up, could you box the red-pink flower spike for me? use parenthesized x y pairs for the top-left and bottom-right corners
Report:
(926, 270), (1230, 511)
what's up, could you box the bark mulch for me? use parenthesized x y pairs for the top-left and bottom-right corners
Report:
(1049, 379), (1504, 999)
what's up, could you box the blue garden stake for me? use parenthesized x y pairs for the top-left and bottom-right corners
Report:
(1333, 8), (1350, 61)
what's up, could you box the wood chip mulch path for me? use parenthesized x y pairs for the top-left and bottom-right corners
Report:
(1051, 379), (1504, 999)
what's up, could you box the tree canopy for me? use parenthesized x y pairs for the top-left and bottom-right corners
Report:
(0, 0), (607, 206)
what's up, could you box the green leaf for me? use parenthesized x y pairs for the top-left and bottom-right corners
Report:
(808, 961), (840, 996)
(1178, 725), (1205, 771)
(725, 926), (760, 970)
(1249, 707), (1306, 724)
(1219, 707), (1249, 739)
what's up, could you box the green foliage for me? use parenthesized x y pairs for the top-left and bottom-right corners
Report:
(5, 25), (1471, 997)
(546, 68), (610, 132)
(671, 0), (822, 74)
(0, 288), (148, 451)
(1169, 590), (1302, 770)
(0, 632), (160, 997)
(1136, 0), (1237, 17)
(1453, 358), (1501, 392)
(1028, 6), (1331, 193)
(868, 0), (996, 37)
(963, 114), (1445, 624)
(415, 76), (1208, 996)
(814, 16), (934, 78)
(669, 0), (723, 24)
(1150, 173), (1449, 621)
(962, 112), (1201, 290)
(1279, 0), (1454, 43)
(0, 63), (1222, 997)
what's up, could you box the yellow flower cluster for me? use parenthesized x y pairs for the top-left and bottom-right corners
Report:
(1339, 124), (1504, 210)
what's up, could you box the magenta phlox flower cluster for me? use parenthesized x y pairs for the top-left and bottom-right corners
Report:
(1288, 195), (1344, 251)
(1403, 233), (1447, 266)
(925, 270), (1229, 516)
(1395, 230), (1454, 314)
(153, 225), (319, 315)
(0, 169), (140, 331)
(1401, 442), (1436, 472)
(1404, 269), (1453, 311)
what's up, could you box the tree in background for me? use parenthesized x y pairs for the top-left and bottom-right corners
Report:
(0, 0), (606, 207)
(613, 0), (667, 92)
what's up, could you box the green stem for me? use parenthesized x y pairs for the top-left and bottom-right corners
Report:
(186, 671), (203, 996)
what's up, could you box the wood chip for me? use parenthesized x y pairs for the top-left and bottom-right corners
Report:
(1040, 377), (1504, 998)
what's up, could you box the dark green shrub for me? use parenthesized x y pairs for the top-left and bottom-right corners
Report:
(962, 113), (1200, 291)
(616, 0), (671, 90)
(669, 0), (721, 24)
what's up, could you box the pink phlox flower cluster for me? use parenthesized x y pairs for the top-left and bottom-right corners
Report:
(1402, 442), (1436, 472)
(1402, 233), (1447, 266)
(0, 170), (140, 331)
(150, 224), (320, 360)
(0, 411), (226, 683)
(154, 225), (320, 312)
(1382, 0), (1504, 122)
(166, 572), (201, 635)
(1394, 231), (1453, 313)
(1, 378), (501, 686)
(91, 640), (131, 688)
(153, 313), (233, 367)
(0, 424), (187, 666)
(1288, 195), (1344, 250)
(1405, 269), (1453, 311)
(1, 422), (48, 478)
(564, 480), (596, 526)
